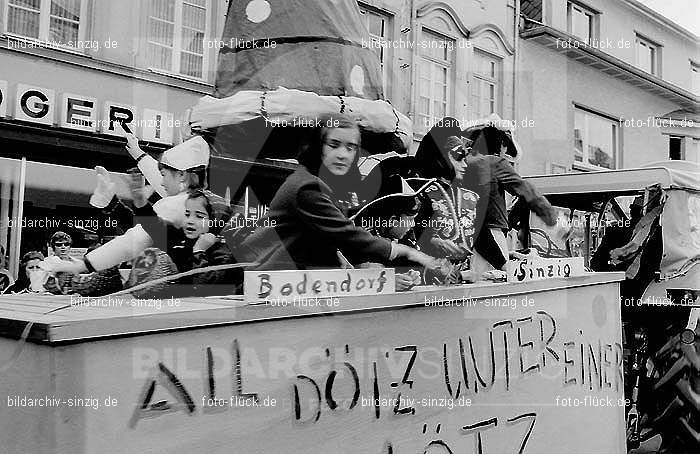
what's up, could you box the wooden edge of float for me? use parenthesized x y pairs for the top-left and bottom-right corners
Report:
(0, 272), (625, 345)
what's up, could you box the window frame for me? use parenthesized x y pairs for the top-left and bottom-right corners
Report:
(3, 0), (89, 53)
(691, 61), (700, 96)
(471, 48), (502, 119)
(573, 105), (620, 171)
(668, 135), (685, 161)
(566, 1), (596, 43)
(145, 0), (213, 82)
(635, 33), (661, 76)
(416, 27), (454, 134)
(357, 3), (392, 96)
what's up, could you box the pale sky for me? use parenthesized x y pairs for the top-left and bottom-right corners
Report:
(637, 0), (699, 36)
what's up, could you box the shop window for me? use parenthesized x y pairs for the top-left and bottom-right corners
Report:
(669, 136), (684, 160)
(636, 34), (660, 76)
(5, 0), (86, 47)
(358, 4), (391, 93)
(417, 29), (453, 134)
(573, 106), (618, 169)
(471, 49), (502, 119)
(567, 1), (596, 42)
(147, 0), (210, 79)
(0, 158), (134, 277)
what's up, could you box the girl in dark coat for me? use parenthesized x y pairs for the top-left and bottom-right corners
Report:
(243, 113), (441, 273)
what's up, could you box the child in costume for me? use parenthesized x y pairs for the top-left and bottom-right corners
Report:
(169, 190), (239, 296)
(352, 174), (434, 290)
(413, 120), (480, 283)
(42, 131), (211, 277)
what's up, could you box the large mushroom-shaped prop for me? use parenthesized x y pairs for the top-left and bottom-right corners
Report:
(189, 0), (412, 160)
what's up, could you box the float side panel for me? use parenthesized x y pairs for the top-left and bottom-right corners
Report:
(22, 282), (625, 453)
(0, 339), (61, 453)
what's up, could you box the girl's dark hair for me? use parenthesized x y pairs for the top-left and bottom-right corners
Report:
(415, 117), (462, 181)
(186, 189), (232, 235)
(187, 189), (214, 218)
(296, 113), (363, 189)
(159, 163), (208, 190)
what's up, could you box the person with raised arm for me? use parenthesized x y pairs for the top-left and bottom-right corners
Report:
(41, 127), (211, 276)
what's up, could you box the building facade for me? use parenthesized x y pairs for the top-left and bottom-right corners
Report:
(0, 0), (232, 275)
(517, 0), (699, 175)
(0, 0), (522, 274)
(357, 0), (519, 139)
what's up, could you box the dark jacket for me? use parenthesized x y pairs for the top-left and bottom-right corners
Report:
(242, 168), (392, 270)
(170, 239), (239, 295)
(463, 154), (556, 232)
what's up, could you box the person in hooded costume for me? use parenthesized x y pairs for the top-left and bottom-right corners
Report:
(413, 119), (478, 279)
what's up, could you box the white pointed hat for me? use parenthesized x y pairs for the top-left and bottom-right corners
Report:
(159, 136), (210, 171)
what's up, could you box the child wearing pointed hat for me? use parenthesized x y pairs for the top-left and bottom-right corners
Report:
(45, 131), (214, 277)
(353, 174), (423, 242)
(351, 174), (433, 290)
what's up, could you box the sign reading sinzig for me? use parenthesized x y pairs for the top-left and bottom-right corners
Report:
(506, 256), (585, 282)
(244, 268), (396, 303)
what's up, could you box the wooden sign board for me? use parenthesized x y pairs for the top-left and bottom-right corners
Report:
(244, 268), (396, 304)
(506, 256), (585, 283)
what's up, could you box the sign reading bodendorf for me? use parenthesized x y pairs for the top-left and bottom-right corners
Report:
(244, 268), (396, 303)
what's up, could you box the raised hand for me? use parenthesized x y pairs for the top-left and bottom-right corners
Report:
(194, 233), (218, 253)
(118, 123), (144, 159)
(90, 166), (117, 209)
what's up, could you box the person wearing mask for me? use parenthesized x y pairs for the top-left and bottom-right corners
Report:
(413, 119), (479, 283)
(242, 113), (443, 276)
(4, 251), (45, 294)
